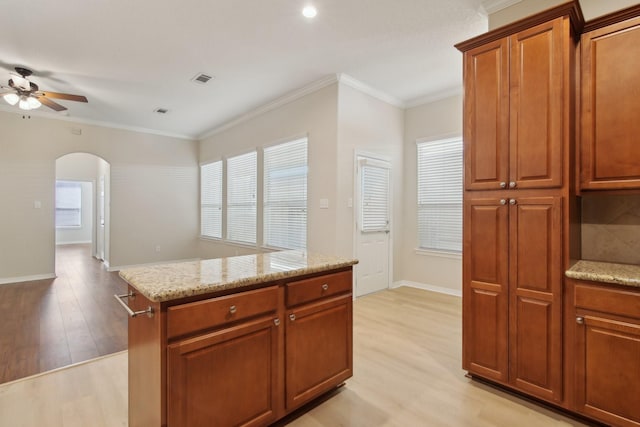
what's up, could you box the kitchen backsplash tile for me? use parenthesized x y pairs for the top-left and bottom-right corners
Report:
(582, 195), (640, 265)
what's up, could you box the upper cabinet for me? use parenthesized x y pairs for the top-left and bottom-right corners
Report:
(580, 7), (640, 190)
(460, 13), (577, 191)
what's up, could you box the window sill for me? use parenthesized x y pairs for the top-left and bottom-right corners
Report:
(414, 248), (461, 260)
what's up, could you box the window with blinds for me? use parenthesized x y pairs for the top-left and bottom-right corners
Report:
(200, 161), (222, 238)
(417, 137), (463, 253)
(264, 138), (308, 249)
(55, 181), (82, 227)
(360, 161), (390, 233)
(227, 151), (257, 244)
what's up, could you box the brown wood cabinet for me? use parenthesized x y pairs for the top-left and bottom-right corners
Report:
(462, 18), (567, 191)
(286, 295), (352, 410)
(580, 9), (640, 190)
(458, 0), (581, 406)
(167, 315), (280, 427)
(571, 280), (640, 427)
(463, 197), (509, 382)
(284, 271), (354, 411)
(463, 195), (563, 401)
(127, 268), (353, 427)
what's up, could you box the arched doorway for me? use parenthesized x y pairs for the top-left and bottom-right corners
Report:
(55, 152), (111, 270)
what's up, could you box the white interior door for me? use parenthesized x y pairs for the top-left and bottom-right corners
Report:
(355, 156), (391, 297)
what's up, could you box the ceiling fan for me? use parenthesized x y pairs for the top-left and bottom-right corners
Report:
(0, 67), (88, 112)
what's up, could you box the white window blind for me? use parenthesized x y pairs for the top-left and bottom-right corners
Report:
(55, 181), (82, 227)
(227, 151), (257, 244)
(264, 138), (308, 249)
(200, 161), (222, 238)
(417, 137), (463, 253)
(360, 161), (390, 232)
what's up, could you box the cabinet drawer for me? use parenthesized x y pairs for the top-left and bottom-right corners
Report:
(167, 286), (279, 339)
(575, 283), (640, 319)
(286, 271), (352, 307)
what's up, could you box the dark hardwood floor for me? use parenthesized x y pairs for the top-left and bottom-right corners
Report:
(0, 244), (128, 384)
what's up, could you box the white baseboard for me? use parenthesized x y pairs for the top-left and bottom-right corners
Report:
(0, 273), (57, 285)
(108, 258), (201, 272)
(392, 280), (462, 298)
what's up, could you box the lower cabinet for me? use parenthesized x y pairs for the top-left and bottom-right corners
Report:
(463, 195), (563, 402)
(167, 316), (280, 427)
(286, 294), (353, 410)
(128, 268), (354, 427)
(572, 280), (640, 427)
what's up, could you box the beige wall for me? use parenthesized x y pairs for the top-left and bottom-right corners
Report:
(0, 111), (199, 282)
(399, 94), (463, 294)
(489, 0), (640, 29)
(199, 84), (340, 258)
(336, 83), (404, 276)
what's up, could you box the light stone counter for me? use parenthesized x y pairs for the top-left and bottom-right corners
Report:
(566, 260), (640, 288)
(119, 250), (358, 302)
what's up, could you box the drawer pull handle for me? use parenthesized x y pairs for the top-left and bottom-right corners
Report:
(289, 314), (296, 321)
(274, 318), (280, 326)
(114, 292), (154, 318)
(322, 283), (329, 291)
(229, 305), (237, 314)
(576, 316), (585, 325)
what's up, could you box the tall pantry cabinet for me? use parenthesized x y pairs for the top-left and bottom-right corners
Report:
(456, 1), (583, 405)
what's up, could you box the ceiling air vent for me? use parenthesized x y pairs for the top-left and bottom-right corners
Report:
(154, 108), (169, 114)
(191, 73), (214, 85)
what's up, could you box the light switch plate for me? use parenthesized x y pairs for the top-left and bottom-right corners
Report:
(320, 198), (329, 209)
(34, 201), (41, 209)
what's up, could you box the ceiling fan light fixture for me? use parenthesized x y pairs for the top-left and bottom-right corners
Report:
(28, 96), (42, 109)
(3, 93), (19, 106)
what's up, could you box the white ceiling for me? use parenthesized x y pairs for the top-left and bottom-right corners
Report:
(0, 0), (488, 139)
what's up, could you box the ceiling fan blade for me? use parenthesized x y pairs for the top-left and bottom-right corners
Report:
(38, 96), (67, 112)
(40, 91), (88, 103)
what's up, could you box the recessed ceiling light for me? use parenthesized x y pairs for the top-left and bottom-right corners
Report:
(302, 5), (317, 18)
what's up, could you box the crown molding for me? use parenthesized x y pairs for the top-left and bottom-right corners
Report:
(336, 73), (405, 108)
(481, 0), (523, 15)
(0, 105), (196, 141)
(198, 74), (340, 140)
(405, 86), (463, 108)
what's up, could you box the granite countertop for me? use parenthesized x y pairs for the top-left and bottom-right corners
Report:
(566, 260), (640, 288)
(119, 250), (358, 303)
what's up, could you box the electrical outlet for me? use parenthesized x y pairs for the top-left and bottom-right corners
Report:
(155, 245), (161, 252)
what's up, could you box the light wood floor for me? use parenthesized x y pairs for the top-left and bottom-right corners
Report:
(0, 244), (128, 384)
(0, 287), (591, 426)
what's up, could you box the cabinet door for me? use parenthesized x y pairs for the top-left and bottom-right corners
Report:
(575, 315), (640, 426)
(581, 16), (640, 190)
(463, 197), (509, 381)
(463, 38), (510, 191)
(508, 196), (563, 402)
(509, 19), (564, 189)
(167, 316), (279, 427)
(286, 294), (352, 411)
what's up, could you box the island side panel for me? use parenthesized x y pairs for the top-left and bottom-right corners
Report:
(128, 285), (165, 427)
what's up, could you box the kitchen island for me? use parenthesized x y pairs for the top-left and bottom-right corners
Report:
(118, 250), (358, 427)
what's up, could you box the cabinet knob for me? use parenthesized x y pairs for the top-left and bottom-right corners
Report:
(289, 313), (296, 321)
(576, 316), (585, 325)
(509, 199), (517, 205)
(229, 305), (237, 314)
(322, 283), (329, 291)
(509, 181), (517, 189)
(274, 318), (280, 326)
(500, 182), (507, 189)
(500, 199), (507, 205)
